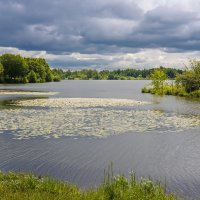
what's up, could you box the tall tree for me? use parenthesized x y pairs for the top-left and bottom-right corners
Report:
(177, 59), (200, 92)
(27, 70), (37, 83)
(25, 58), (47, 82)
(1, 54), (28, 80)
(151, 68), (167, 94)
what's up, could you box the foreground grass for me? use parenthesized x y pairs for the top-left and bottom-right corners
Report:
(0, 171), (177, 200)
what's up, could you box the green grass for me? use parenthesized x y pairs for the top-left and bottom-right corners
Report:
(0, 171), (178, 200)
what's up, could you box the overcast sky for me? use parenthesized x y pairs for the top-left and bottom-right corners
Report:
(0, 0), (200, 69)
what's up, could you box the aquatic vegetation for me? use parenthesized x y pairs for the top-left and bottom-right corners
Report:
(15, 98), (150, 107)
(0, 171), (176, 200)
(0, 90), (58, 96)
(0, 98), (199, 140)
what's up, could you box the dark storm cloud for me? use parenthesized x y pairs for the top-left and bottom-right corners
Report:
(133, 6), (200, 51)
(0, 0), (200, 55)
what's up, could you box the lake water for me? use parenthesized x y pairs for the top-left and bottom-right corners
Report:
(0, 80), (200, 199)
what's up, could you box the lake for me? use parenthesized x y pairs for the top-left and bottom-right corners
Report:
(0, 80), (200, 199)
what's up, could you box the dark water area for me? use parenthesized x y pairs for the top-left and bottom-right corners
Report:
(0, 80), (200, 199)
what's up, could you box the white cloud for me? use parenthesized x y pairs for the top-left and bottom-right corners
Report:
(137, 0), (165, 12)
(1, 46), (200, 69)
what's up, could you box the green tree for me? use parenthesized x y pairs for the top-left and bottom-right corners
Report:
(177, 59), (200, 93)
(65, 70), (71, 79)
(86, 69), (93, 79)
(25, 58), (47, 82)
(164, 68), (177, 79)
(1, 54), (28, 81)
(46, 70), (53, 82)
(190, 59), (200, 91)
(51, 69), (65, 79)
(27, 70), (37, 83)
(151, 68), (167, 94)
(108, 73), (115, 80)
(99, 70), (109, 79)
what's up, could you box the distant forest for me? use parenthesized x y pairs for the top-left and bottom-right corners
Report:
(63, 67), (183, 80)
(0, 53), (183, 83)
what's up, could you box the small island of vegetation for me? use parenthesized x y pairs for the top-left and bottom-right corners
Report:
(142, 60), (200, 98)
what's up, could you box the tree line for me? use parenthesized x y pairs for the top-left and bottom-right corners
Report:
(0, 53), (184, 83)
(0, 54), (62, 83)
(142, 60), (200, 98)
(63, 67), (183, 80)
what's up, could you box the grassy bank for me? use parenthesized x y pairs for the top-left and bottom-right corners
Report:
(0, 171), (177, 200)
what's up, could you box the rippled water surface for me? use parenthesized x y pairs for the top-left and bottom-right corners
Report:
(0, 80), (200, 199)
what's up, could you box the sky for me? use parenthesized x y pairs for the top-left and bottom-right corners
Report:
(0, 0), (200, 69)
